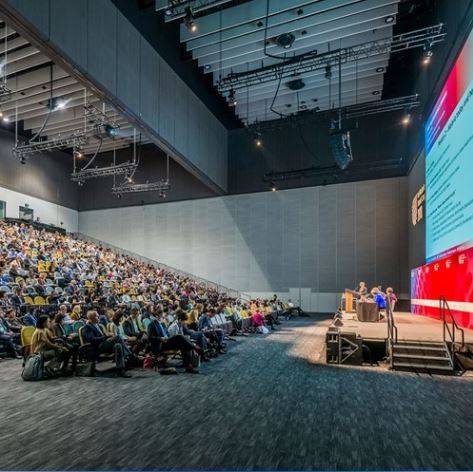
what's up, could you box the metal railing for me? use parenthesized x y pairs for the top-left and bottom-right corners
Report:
(439, 296), (465, 365)
(386, 294), (398, 369)
(74, 233), (243, 299)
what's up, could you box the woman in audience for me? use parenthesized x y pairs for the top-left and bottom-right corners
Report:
(31, 315), (73, 375)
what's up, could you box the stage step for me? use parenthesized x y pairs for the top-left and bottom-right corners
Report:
(391, 340), (454, 374)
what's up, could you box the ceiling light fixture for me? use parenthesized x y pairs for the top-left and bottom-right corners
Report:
(422, 47), (433, 65)
(184, 7), (197, 33)
(228, 89), (237, 107)
(376, 67), (384, 73)
(385, 15), (395, 24)
(402, 113), (411, 125)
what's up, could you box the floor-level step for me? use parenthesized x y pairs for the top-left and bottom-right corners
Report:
(391, 340), (454, 374)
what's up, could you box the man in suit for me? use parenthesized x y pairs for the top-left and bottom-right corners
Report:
(122, 307), (147, 354)
(83, 310), (131, 378)
(147, 310), (199, 374)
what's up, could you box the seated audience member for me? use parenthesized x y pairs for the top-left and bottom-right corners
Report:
(4, 308), (22, 335)
(285, 299), (303, 318)
(175, 310), (210, 362)
(198, 308), (226, 353)
(31, 315), (72, 375)
(70, 305), (82, 321)
(51, 312), (79, 371)
(251, 308), (269, 334)
(82, 310), (131, 378)
(22, 309), (37, 327)
(122, 307), (148, 354)
(147, 310), (199, 373)
(0, 310), (22, 358)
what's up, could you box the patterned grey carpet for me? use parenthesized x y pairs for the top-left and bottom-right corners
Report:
(1, 317), (473, 470)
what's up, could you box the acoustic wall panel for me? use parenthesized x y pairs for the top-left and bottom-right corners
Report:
(79, 177), (409, 298)
(116, 12), (140, 114)
(8, 0), (50, 38)
(87, 0), (117, 95)
(157, 59), (175, 146)
(139, 39), (159, 131)
(174, 77), (189, 159)
(50, 0), (88, 70)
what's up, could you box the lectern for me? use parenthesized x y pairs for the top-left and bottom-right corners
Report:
(344, 290), (355, 313)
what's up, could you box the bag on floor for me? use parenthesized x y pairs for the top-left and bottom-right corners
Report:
(257, 325), (270, 335)
(190, 349), (200, 369)
(21, 354), (44, 381)
(143, 354), (154, 369)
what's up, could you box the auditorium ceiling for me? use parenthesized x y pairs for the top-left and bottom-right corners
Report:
(0, 19), (151, 156)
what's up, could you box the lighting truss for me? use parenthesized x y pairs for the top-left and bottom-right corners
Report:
(0, 82), (12, 102)
(71, 161), (138, 182)
(156, 0), (232, 21)
(263, 159), (403, 183)
(84, 103), (120, 130)
(13, 131), (89, 160)
(248, 95), (420, 131)
(218, 24), (445, 92)
(111, 179), (171, 195)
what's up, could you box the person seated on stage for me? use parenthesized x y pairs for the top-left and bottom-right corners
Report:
(146, 309), (199, 374)
(31, 315), (73, 375)
(82, 310), (131, 378)
(198, 308), (226, 353)
(355, 281), (368, 298)
(371, 288), (386, 310)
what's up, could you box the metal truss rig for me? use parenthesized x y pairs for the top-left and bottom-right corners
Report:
(71, 161), (138, 182)
(13, 132), (89, 160)
(156, 0), (233, 21)
(248, 95), (420, 131)
(218, 24), (446, 92)
(111, 179), (171, 195)
(84, 103), (120, 130)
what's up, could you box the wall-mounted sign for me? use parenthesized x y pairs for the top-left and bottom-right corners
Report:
(411, 184), (425, 226)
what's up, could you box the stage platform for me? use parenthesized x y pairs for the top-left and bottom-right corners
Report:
(336, 311), (473, 343)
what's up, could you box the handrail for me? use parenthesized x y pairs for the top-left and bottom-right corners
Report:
(386, 294), (398, 368)
(439, 296), (465, 358)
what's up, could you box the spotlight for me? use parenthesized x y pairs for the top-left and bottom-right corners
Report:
(184, 7), (197, 33)
(385, 15), (395, 24)
(0, 111), (3, 118)
(422, 48), (433, 65)
(2, 116), (9, 123)
(127, 175), (133, 183)
(47, 97), (67, 111)
(270, 182), (277, 192)
(254, 131), (262, 147)
(77, 180), (84, 187)
(73, 149), (83, 159)
(325, 64), (332, 79)
(402, 113), (411, 125)
(159, 190), (167, 199)
(228, 89), (237, 107)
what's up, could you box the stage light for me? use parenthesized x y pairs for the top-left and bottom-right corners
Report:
(127, 176), (133, 183)
(0, 111), (3, 118)
(422, 48), (433, 65)
(254, 131), (262, 147)
(184, 7), (197, 33)
(228, 89), (237, 107)
(402, 113), (411, 125)
(385, 15), (395, 24)
(47, 97), (68, 111)
(2, 116), (9, 123)
(73, 149), (83, 159)
(270, 182), (277, 192)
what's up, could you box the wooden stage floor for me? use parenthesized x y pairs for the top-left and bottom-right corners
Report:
(337, 311), (473, 343)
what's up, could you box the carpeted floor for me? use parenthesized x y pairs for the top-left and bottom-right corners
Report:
(1, 317), (473, 470)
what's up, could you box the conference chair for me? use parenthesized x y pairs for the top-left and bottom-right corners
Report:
(20, 325), (36, 365)
(33, 296), (46, 305)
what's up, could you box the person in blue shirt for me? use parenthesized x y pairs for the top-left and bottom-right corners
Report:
(372, 288), (387, 310)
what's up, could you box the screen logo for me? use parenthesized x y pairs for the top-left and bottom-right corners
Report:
(411, 184), (425, 226)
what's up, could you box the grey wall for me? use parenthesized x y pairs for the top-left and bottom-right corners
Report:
(78, 145), (216, 211)
(2, 0), (228, 192)
(79, 176), (409, 310)
(0, 127), (78, 209)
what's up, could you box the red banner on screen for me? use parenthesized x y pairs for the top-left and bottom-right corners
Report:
(411, 245), (473, 329)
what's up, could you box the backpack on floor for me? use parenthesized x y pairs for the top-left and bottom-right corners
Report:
(21, 354), (44, 381)
(190, 349), (200, 369)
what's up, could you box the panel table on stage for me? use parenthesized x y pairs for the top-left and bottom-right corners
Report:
(356, 302), (380, 322)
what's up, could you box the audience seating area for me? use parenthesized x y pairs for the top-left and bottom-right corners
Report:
(0, 220), (302, 378)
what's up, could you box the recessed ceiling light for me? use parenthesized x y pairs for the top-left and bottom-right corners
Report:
(256, 20), (263, 27)
(376, 67), (384, 73)
(385, 15), (395, 24)
(372, 90), (380, 95)
(312, 98), (318, 102)
(204, 64), (211, 70)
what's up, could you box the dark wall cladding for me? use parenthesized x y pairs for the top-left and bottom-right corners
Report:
(0, 128), (78, 209)
(77, 145), (216, 211)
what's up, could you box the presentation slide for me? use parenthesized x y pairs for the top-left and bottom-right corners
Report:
(425, 27), (473, 261)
